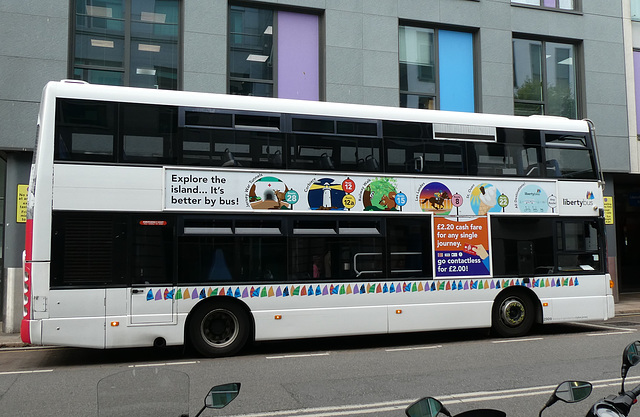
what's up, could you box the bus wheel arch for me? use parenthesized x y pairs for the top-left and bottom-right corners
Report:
(491, 287), (540, 338)
(185, 297), (254, 357)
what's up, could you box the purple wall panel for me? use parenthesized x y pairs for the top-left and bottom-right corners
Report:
(277, 11), (319, 100)
(543, 0), (555, 7)
(634, 51), (640, 134)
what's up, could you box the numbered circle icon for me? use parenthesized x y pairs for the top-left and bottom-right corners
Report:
(498, 194), (509, 208)
(395, 192), (407, 207)
(342, 194), (356, 209)
(342, 178), (356, 194)
(451, 193), (463, 208)
(285, 189), (299, 205)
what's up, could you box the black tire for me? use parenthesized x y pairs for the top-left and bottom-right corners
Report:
(188, 300), (250, 357)
(491, 291), (535, 338)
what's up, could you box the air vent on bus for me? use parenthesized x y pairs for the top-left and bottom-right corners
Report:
(433, 123), (496, 142)
(62, 217), (114, 282)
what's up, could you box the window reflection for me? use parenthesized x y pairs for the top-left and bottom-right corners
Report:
(228, 6), (274, 97)
(399, 26), (436, 109)
(399, 27), (435, 93)
(174, 217), (432, 284)
(513, 38), (577, 118)
(73, 0), (179, 89)
(492, 217), (603, 276)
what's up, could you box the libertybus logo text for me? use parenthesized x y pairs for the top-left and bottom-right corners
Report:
(562, 191), (595, 208)
(562, 199), (594, 207)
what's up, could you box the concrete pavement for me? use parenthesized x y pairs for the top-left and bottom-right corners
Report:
(0, 327), (25, 348)
(616, 292), (640, 316)
(2, 293), (640, 348)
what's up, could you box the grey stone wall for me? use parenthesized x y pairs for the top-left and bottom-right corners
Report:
(0, 1), (68, 151)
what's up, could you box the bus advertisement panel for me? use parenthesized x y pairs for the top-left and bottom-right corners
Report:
(164, 168), (594, 216)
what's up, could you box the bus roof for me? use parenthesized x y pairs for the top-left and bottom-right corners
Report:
(43, 80), (590, 133)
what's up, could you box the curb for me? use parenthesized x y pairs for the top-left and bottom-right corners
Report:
(0, 332), (26, 349)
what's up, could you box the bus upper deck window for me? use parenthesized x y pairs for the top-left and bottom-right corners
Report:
(55, 99), (116, 162)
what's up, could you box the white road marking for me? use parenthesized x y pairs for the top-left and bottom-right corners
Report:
(386, 345), (442, 352)
(587, 331), (637, 336)
(222, 375), (640, 417)
(571, 321), (637, 332)
(491, 337), (544, 344)
(128, 361), (199, 367)
(266, 353), (330, 360)
(0, 369), (53, 375)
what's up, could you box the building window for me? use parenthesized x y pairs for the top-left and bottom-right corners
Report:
(228, 5), (319, 100)
(399, 25), (475, 112)
(511, 0), (576, 11)
(72, 0), (180, 89)
(513, 38), (578, 118)
(633, 0), (640, 21)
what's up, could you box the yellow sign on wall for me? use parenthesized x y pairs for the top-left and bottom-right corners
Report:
(603, 196), (614, 225)
(17, 184), (28, 223)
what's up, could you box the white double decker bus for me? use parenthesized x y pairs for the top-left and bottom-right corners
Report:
(22, 80), (614, 356)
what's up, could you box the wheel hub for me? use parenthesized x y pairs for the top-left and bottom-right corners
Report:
(201, 309), (239, 348)
(500, 298), (526, 327)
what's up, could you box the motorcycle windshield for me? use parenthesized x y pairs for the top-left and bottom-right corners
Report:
(97, 367), (190, 417)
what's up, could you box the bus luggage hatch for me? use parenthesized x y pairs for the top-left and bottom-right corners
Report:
(129, 287), (176, 324)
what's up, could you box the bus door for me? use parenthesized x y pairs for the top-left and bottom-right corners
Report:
(129, 218), (175, 324)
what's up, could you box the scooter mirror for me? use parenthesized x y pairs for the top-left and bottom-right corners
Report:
(406, 397), (451, 417)
(205, 383), (241, 409)
(539, 381), (592, 417)
(554, 381), (592, 403)
(624, 341), (640, 368)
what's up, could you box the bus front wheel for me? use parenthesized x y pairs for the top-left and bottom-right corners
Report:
(189, 300), (250, 357)
(491, 291), (535, 338)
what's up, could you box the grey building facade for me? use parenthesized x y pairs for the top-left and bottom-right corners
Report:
(0, 0), (635, 330)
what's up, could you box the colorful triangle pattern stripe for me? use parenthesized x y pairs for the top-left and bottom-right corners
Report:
(145, 277), (582, 301)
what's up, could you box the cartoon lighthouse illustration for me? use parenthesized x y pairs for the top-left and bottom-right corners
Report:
(322, 182), (332, 208)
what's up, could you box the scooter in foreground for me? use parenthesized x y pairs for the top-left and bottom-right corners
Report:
(97, 367), (240, 417)
(586, 340), (640, 417)
(405, 380), (593, 417)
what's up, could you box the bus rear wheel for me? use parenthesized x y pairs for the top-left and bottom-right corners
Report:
(492, 291), (535, 338)
(189, 300), (250, 357)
